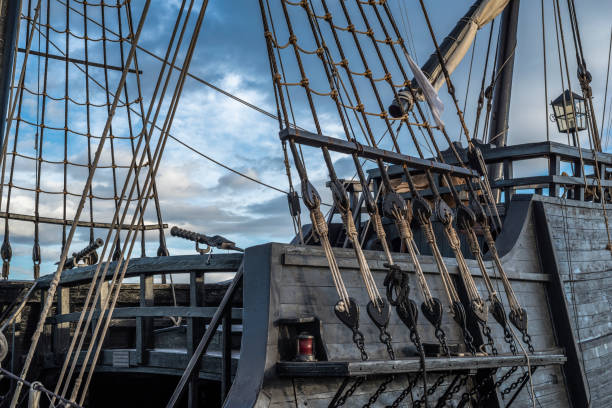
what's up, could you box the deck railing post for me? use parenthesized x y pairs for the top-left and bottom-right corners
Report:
(574, 160), (584, 201)
(549, 154), (560, 197)
(53, 285), (70, 354)
(221, 305), (232, 402)
(187, 270), (204, 408)
(503, 158), (514, 205)
(136, 273), (154, 365)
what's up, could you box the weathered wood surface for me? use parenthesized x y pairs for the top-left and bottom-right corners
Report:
(227, 195), (581, 407)
(277, 353), (566, 376)
(36, 253), (243, 288)
(537, 196), (612, 407)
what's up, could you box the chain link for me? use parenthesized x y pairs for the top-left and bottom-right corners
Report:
(521, 330), (535, 353)
(413, 374), (445, 408)
(388, 374), (421, 408)
(481, 323), (498, 356)
(434, 326), (450, 356)
(331, 377), (365, 408)
(435, 374), (469, 408)
(379, 328), (396, 360)
(503, 326), (518, 355)
(363, 375), (394, 408)
(501, 368), (534, 399)
(353, 328), (369, 361)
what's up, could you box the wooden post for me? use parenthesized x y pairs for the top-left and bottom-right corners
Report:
(574, 160), (584, 201)
(503, 159), (514, 205)
(136, 273), (153, 365)
(187, 271), (204, 408)
(53, 286), (70, 354)
(221, 306), (232, 402)
(549, 154), (560, 197)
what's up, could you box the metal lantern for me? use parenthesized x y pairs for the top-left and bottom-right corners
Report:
(551, 90), (587, 134)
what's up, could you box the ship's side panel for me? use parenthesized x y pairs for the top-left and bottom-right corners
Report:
(539, 197), (612, 408)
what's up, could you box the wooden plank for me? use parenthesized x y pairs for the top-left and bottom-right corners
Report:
(136, 273), (154, 365)
(276, 354), (567, 377)
(36, 253), (243, 288)
(533, 200), (591, 408)
(53, 286), (70, 354)
(46, 306), (243, 324)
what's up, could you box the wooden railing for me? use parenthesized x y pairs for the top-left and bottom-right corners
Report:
(370, 140), (612, 205)
(38, 253), (243, 405)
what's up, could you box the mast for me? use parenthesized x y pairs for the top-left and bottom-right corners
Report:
(488, 0), (520, 198)
(0, 0), (21, 153)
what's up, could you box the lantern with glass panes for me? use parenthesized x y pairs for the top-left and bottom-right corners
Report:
(550, 90), (587, 134)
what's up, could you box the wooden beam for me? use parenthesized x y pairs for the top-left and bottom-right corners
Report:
(46, 306), (243, 325)
(276, 353), (567, 377)
(17, 48), (143, 74)
(36, 254), (243, 288)
(532, 201), (591, 407)
(136, 274), (154, 365)
(0, 210), (166, 230)
(280, 128), (479, 177)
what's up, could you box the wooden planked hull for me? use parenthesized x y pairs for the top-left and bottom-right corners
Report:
(225, 194), (611, 407)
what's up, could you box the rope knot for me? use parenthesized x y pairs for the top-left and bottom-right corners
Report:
(347, 24), (355, 32)
(356, 103), (365, 113)
(323, 12), (332, 21)
(289, 34), (297, 45)
(364, 69), (372, 78)
(330, 89), (339, 100)
(340, 58), (349, 68)
(300, 78), (309, 88)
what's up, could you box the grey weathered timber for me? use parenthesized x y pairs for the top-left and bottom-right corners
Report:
(36, 253), (243, 288)
(280, 127), (478, 177)
(277, 353), (566, 376)
(224, 195), (585, 407)
(46, 306), (243, 324)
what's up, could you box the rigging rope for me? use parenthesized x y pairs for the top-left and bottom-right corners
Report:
(10, 2), (152, 405)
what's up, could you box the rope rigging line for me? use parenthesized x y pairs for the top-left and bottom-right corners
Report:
(10, 2), (152, 404)
(52, 0), (195, 402)
(260, 0), (353, 325)
(553, 0), (612, 251)
(0, 0), (41, 280)
(603, 28), (612, 149)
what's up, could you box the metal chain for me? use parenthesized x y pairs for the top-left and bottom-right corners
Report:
(435, 374), (469, 408)
(413, 374), (445, 408)
(363, 375), (394, 408)
(379, 328), (396, 360)
(521, 330), (535, 353)
(501, 369), (530, 399)
(353, 328), (369, 361)
(481, 323), (498, 356)
(331, 377), (365, 408)
(503, 326), (518, 356)
(434, 326), (450, 357)
(388, 374), (421, 408)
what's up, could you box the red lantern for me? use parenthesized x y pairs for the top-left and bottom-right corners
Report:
(296, 333), (316, 362)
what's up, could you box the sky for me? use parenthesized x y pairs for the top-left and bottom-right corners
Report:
(1, 0), (611, 281)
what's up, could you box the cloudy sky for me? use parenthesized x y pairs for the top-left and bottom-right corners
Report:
(1, 0), (611, 280)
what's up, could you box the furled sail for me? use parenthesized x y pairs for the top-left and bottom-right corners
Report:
(390, 0), (509, 117)
(426, 0), (510, 91)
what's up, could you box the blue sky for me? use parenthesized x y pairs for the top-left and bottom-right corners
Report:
(2, 0), (611, 280)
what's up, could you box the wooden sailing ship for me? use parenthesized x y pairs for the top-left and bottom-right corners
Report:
(0, 0), (608, 407)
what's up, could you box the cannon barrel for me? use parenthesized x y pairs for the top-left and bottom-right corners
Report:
(170, 226), (208, 244)
(72, 238), (104, 262)
(171, 226), (243, 252)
